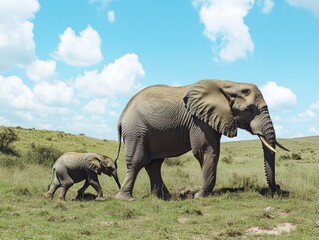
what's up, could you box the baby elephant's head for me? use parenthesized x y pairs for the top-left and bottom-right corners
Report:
(100, 155), (121, 189)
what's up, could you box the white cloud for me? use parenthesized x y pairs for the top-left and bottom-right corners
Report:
(287, 0), (319, 17)
(297, 110), (316, 121)
(84, 98), (109, 114)
(0, 0), (39, 70)
(70, 114), (110, 137)
(310, 99), (319, 110)
(274, 124), (288, 137)
(0, 75), (36, 110)
(261, 0), (274, 13)
(33, 81), (74, 106)
(260, 82), (297, 110)
(193, 0), (254, 62)
(309, 127), (319, 135)
(53, 26), (103, 66)
(75, 53), (145, 97)
(15, 111), (34, 121)
(26, 59), (56, 82)
(107, 10), (115, 23)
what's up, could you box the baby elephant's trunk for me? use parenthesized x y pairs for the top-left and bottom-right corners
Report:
(112, 170), (121, 189)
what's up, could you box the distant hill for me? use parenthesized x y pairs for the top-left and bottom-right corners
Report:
(1, 125), (318, 166)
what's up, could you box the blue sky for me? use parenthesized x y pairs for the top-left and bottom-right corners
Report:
(0, 0), (318, 141)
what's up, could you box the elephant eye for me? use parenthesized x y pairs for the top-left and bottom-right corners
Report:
(241, 89), (251, 95)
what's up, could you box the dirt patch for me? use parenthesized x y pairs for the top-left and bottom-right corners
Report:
(246, 222), (296, 236)
(177, 217), (189, 223)
(177, 187), (198, 199)
(100, 221), (114, 227)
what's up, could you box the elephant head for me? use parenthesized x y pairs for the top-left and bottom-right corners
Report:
(87, 154), (121, 189)
(183, 80), (289, 193)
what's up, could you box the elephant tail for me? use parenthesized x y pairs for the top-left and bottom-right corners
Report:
(114, 121), (122, 170)
(47, 166), (56, 191)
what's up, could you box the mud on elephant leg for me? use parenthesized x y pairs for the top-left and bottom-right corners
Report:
(194, 145), (220, 198)
(145, 159), (171, 200)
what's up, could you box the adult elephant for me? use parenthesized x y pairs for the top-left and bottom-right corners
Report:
(115, 80), (289, 201)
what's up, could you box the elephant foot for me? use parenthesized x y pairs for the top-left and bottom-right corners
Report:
(44, 193), (53, 199)
(194, 190), (210, 199)
(116, 191), (134, 201)
(151, 188), (171, 201)
(95, 196), (106, 201)
(58, 197), (67, 202)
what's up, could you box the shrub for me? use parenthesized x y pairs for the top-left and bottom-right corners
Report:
(0, 155), (25, 169)
(230, 173), (259, 191)
(27, 143), (63, 166)
(0, 128), (20, 156)
(164, 157), (184, 167)
(221, 155), (233, 164)
(291, 152), (302, 160)
(279, 153), (291, 160)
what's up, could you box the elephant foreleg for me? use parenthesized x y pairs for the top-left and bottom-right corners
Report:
(89, 176), (105, 201)
(145, 159), (171, 200)
(194, 144), (220, 198)
(76, 179), (90, 200)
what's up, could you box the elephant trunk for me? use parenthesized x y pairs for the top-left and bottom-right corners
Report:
(112, 170), (121, 190)
(252, 111), (280, 193)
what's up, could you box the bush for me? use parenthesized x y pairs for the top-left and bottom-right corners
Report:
(291, 152), (302, 160)
(221, 155), (233, 164)
(0, 128), (20, 156)
(279, 153), (291, 160)
(164, 157), (185, 167)
(27, 143), (63, 167)
(0, 155), (25, 169)
(230, 173), (259, 191)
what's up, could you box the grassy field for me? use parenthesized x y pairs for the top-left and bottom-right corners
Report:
(0, 126), (318, 239)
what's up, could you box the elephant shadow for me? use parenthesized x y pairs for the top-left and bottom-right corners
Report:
(72, 193), (98, 201)
(176, 187), (290, 200)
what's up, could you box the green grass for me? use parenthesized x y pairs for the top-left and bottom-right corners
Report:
(0, 126), (318, 239)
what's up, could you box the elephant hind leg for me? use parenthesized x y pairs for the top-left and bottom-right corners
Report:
(116, 139), (146, 201)
(58, 174), (74, 201)
(45, 178), (61, 199)
(145, 159), (171, 200)
(116, 166), (142, 201)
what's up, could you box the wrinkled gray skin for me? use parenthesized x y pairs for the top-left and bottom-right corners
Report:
(46, 152), (121, 201)
(115, 80), (288, 201)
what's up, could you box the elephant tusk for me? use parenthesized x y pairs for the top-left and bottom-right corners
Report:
(276, 141), (290, 152)
(259, 136), (277, 153)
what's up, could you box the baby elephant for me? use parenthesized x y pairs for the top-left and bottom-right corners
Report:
(45, 152), (121, 201)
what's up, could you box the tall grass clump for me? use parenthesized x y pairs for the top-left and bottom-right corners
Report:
(229, 173), (259, 191)
(0, 155), (25, 169)
(164, 157), (185, 167)
(27, 143), (63, 167)
(0, 128), (20, 156)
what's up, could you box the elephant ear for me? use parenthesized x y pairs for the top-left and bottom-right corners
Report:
(183, 80), (237, 138)
(87, 156), (102, 175)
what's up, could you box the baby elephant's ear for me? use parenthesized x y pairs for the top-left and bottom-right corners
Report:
(88, 158), (101, 175)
